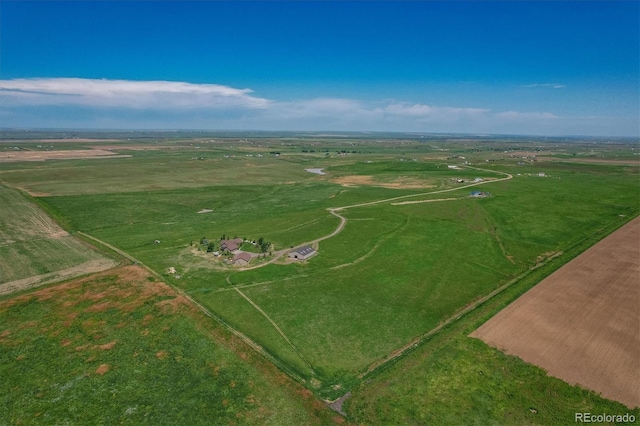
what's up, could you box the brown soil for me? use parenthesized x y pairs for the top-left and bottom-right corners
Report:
(20, 139), (121, 143)
(89, 145), (182, 151)
(536, 156), (640, 166)
(98, 341), (117, 350)
(0, 258), (118, 298)
(471, 216), (640, 408)
(95, 364), (110, 375)
(0, 149), (133, 162)
(155, 295), (190, 313)
(332, 175), (435, 189)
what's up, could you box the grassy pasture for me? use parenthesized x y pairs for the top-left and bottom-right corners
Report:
(0, 266), (336, 425)
(345, 217), (640, 424)
(0, 186), (114, 286)
(1, 135), (638, 415)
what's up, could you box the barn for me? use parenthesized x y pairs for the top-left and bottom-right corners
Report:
(288, 245), (316, 260)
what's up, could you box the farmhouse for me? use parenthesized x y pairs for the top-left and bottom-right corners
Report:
(220, 238), (243, 252)
(233, 252), (252, 265)
(288, 245), (316, 260)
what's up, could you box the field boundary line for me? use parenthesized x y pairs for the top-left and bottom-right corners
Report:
(358, 213), (635, 381)
(75, 231), (308, 383)
(0, 258), (118, 297)
(390, 196), (463, 206)
(77, 231), (139, 263)
(359, 250), (564, 379)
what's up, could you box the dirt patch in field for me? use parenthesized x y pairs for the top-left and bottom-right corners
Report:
(0, 149), (133, 163)
(89, 145), (182, 151)
(332, 175), (435, 189)
(95, 364), (110, 375)
(0, 258), (118, 298)
(23, 139), (121, 143)
(536, 156), (640, 166)
(97, 341), (117, 351)
(471, 217), (640, 408)
(155, 296), (190, 313)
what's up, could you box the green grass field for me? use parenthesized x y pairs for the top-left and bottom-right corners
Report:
(345, 220), (640, 423)
(0, 186), (115, 286)
(0, 266), (336, 425)
(1, 134), (638, 421)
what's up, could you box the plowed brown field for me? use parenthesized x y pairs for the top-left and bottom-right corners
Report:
(0, 150), (131, 162)
(471, 216), (640, 408)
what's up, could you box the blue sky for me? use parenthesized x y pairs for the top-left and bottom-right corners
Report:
(1, 1), (638, 136)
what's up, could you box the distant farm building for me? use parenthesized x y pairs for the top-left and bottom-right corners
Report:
(220, 238), (243, 252)
(288, 245), (316, 260)
(233, 252), (252, 265)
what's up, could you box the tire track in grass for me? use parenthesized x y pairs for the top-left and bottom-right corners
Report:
(331, 213), (410, 270)
(227, 275), (316, 375)
(77, 165), (514, 411)
(221, 165), (512, 382)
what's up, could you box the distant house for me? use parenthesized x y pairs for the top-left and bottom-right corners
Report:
(288, 245), (316, 260)
(220, 238), (243, 252)
(233, 252), (252, 265)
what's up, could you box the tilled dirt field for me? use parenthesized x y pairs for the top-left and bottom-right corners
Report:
(471, 216), (640, 408)
(0, 150), (131, 162)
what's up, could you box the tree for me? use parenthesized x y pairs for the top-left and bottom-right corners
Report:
(207, 241), (216, 252)
(258, 237), (264, 246)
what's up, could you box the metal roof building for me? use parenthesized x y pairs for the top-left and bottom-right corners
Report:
(288, 245), (316, 260)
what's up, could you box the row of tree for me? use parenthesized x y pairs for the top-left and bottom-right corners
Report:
(194, 235), (272, 253)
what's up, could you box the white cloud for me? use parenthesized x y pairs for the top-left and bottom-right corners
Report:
(0, 77), (581, 134)
(495, 111), (559, 120)
(383, 102), (489, 122)
(522, 83), (566, 89)
(0, 78), (269, 109)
